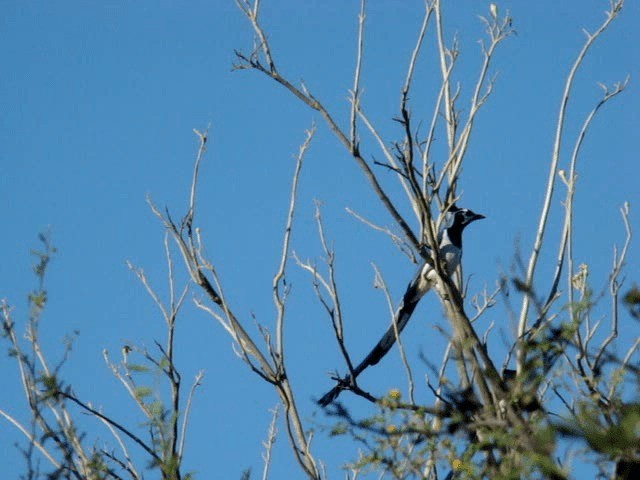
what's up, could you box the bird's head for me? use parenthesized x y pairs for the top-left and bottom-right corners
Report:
(442, 205), (485, 231)
(455, 207), (485, 228)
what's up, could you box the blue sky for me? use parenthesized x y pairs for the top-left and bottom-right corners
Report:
(1, 1), (639, 478)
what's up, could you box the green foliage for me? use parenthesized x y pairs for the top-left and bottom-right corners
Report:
(28, 290), (47, 311)
(134, 386), (154, 400)
(326, 277), (640, 480)
(558, 402), (640, 460)
(127, 363), (150, 372)
(28, 231), (56, 317)
(2, 233), (195, 480)
(86, 451), (110, 479)
(624, 286), (640, 319)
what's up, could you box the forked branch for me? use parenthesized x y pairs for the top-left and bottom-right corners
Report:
(516, 2), (625, 374)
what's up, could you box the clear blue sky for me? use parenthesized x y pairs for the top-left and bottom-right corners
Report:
(2, 1), (638, 478)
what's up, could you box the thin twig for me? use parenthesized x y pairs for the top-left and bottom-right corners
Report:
(60, 392), (160, 463)
(261, 405), (280, 480)
(345, 207), (417, 262)
(595, 202), (631, 369)
(186, 127), (209, 231)
(0, 408), (62, 470)
(274, 125), (315, 358)
(178, 371), (204, 459)
(372, 263), (416, 404)
(349, 0), (366, 151)
(97, 415), (141, 480)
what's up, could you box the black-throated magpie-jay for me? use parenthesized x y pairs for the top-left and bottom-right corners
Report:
(317, 206), (484, 406)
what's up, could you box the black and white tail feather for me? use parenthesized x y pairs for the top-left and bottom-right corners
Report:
(317, 207), (484, 407)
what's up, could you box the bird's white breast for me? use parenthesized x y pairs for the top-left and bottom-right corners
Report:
(419, 230), (462, 294)
(440, 242), (462, 273)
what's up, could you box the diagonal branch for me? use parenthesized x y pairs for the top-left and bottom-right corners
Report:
(234, 1), (420, 253)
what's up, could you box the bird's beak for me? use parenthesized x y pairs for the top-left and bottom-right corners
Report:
(471, 212), (485, 222)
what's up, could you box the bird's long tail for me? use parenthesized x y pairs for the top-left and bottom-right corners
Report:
(317, 268), (430, 406)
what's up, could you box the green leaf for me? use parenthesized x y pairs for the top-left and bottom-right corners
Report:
(127, 364), (150, 372)
(134, 386), (153, 400)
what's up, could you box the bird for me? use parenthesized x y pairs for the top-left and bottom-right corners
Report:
(317, 206), (485, 407)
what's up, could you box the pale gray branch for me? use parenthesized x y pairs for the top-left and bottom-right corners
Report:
(516, 2), (624, 373)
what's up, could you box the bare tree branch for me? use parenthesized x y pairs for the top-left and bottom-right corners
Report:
(234, 0), (421, 252)
(516, 2), (624, 374)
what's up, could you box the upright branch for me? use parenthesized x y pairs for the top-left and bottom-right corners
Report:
(541, 78), (629, 328)
(564, 80), (628, 327)
(349, 0), (366, 152)
(397, 1), (435, 239)
(118, 232), (201, 479)
(433, 1), (514, 204)
(270, 126), (321, 479)
(516, 1), (625, 373)
(294, 203), (352, 377)
(149, 131), (277, 383)
(151, 127), (321, 479)
(434, 0), (457, 152)
(596, 202), (632, 368)
(274, 125), (316, 358)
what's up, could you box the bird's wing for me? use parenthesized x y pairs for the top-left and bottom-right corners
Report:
(317, 263), (432, 406)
